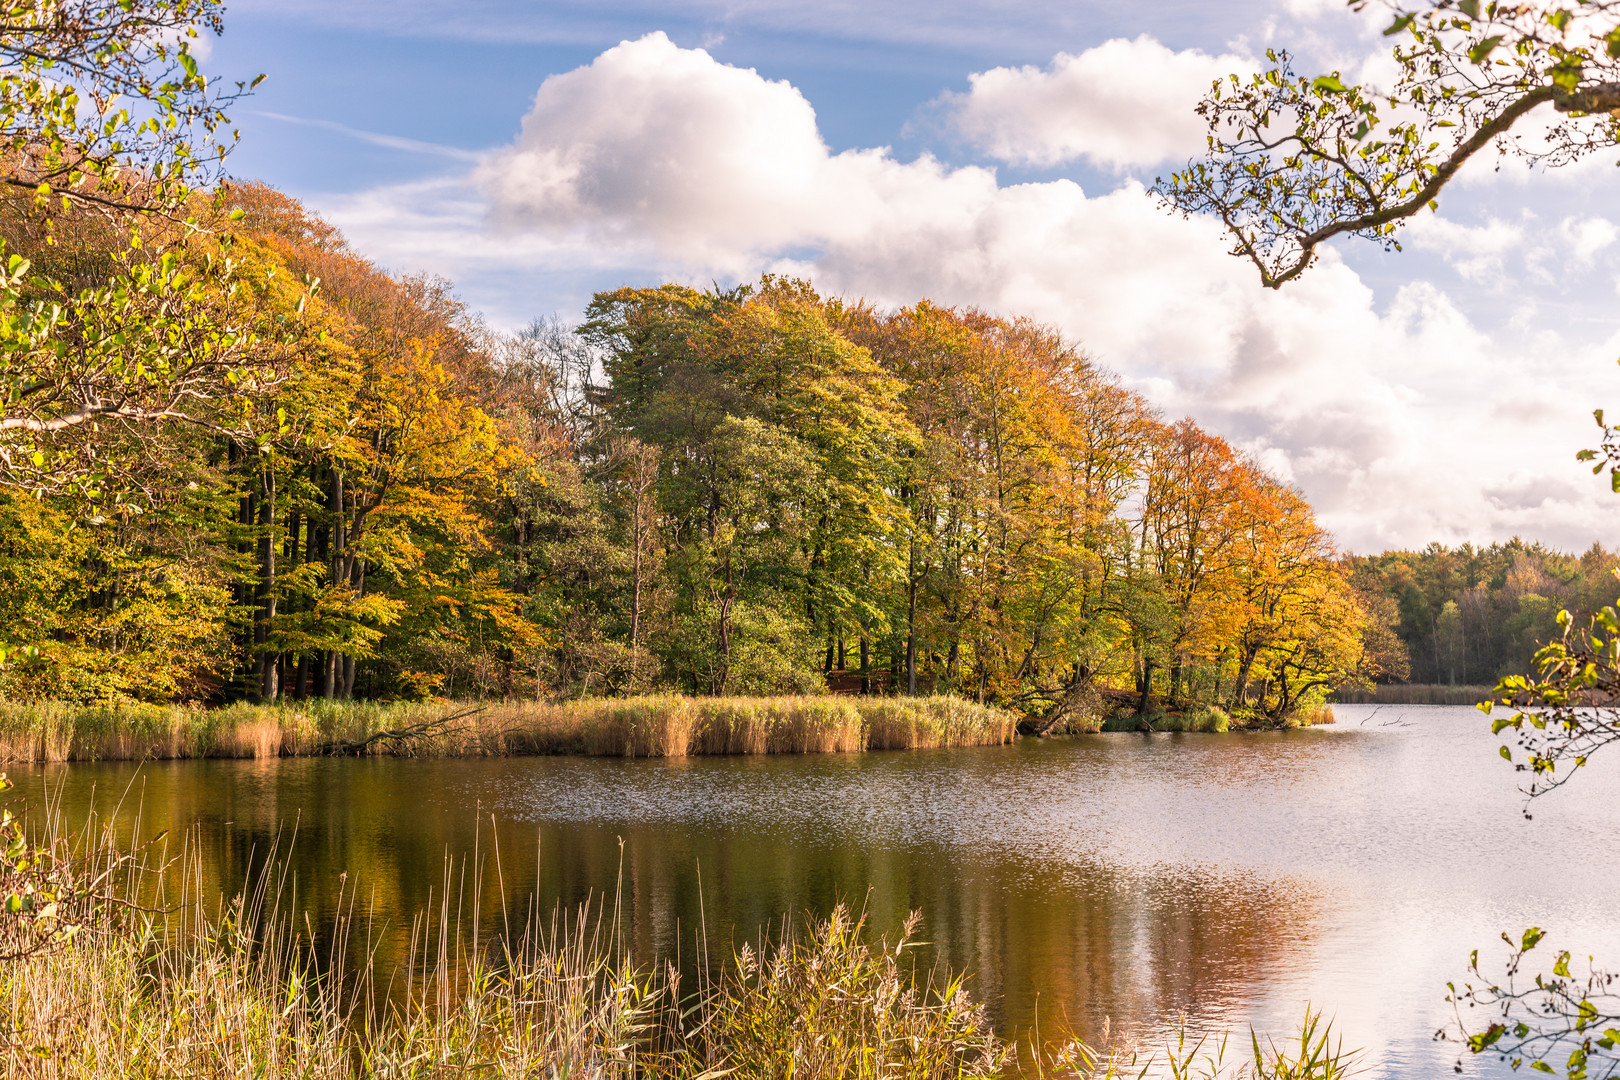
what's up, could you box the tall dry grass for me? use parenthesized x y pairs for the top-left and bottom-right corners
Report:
(1, 830), (1010, 1079)
(0, 785), (1360, 1080)
(1332, 683), (1493, 706)
(1, 815), (1356, 1080)
(0, 694), (1019, 763)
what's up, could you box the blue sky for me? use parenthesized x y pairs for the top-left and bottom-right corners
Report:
(203, 0), (1620, 553)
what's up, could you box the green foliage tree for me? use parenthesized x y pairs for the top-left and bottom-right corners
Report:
(1346, 541), (1617, 685)
(0, 0), (278, 496)
(0, 182), (1368, 715)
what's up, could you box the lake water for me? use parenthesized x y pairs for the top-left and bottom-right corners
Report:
(7, 703), (1617, 1077)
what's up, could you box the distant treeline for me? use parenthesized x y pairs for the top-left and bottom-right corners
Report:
(0, 186), (1388, 723)
(1345, 541), (1620, 687)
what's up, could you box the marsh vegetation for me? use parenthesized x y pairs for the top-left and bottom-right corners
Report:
(0, 695), (1018, 764)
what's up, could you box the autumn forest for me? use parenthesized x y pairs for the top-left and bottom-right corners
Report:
(0, 178), (1505, 728)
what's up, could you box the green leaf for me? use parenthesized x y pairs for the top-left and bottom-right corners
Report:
(1383, 13), (1416, 35)
(1459, 0), (1479, 16)
(1522, 927), (1545, 951)
(229, 207), (245, 221)
(1468, 36), (1504, 63)
(1312, 74), (1349, 93)
(1500, 745), (1512, 761)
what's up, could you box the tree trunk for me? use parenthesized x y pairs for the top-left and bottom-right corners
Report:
(327, 470), (347, 699)
(630, 512), (643, 651)
(341, 556), (365, 698)
(860, 638), (870, 695)
(906, 544), (918, 697)
(1229, 645), (1259, 711)
(256, 467), (279, 702)
(713, 554), (735, 696)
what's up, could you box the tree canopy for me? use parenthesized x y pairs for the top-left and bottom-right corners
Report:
(0, 189), (1377, 724)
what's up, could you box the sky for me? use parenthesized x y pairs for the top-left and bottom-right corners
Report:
(199, 0), (1620, 554)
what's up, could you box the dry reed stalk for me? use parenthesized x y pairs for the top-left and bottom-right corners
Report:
(859, 697), (1018, 750)
(0, 702), (75, 764)
(0, 694), (1022, 762)
(1292, 704), (1337, 727)
(1334, 683), (1493, 706)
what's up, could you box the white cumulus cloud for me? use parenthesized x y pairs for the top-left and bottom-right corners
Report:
(934, 36), (1255, 170)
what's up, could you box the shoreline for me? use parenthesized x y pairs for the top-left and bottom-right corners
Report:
(0, 695), (1017, 764)
(0, 694), (1337, 765)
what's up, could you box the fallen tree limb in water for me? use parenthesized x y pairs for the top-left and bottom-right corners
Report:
(312, 705), (488, 756)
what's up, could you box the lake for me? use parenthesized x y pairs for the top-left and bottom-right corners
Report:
(7, 703), (1615, 1078)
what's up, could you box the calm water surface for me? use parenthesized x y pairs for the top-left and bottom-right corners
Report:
(9, 704), (1618, 1078)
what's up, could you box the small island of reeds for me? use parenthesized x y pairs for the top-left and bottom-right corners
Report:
(0, 693), (1341, 765)
(0, 695), (1021, 763)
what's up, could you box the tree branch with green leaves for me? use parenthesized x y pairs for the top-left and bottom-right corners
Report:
(0, 0), (259, 219)
(1447, 927), (1620, 1079)
(1157, 0), (1620, 288)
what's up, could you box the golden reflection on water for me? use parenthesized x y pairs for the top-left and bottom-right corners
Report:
(26, 710), (1619, 1078)
(9, 744), (1326, 1054)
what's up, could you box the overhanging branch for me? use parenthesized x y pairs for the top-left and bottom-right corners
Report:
(1258, 84), (1558, 288)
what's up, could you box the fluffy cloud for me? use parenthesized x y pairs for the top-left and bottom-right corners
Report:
(478, 34), (839, 264)
(1402, 214), (1527, 283)
(1563, 217), (1619, 267)
(323, 32), (1619, 552)
(933, 36), (1254, 170)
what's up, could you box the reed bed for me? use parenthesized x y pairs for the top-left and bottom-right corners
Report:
(0, 694), (1020, 763)
(1332, 683), (1493, 706)
(0, 790), (1008, 1080)
(2, 895), (1359, 1079)
(1290, 704), (1337, 727)
(1, 882), (1009, 1079)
